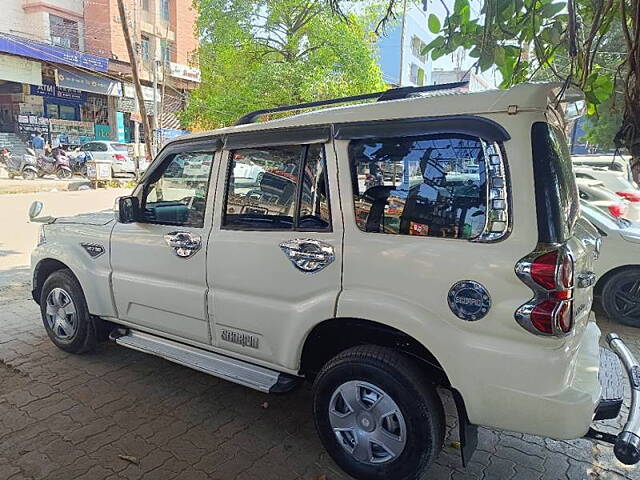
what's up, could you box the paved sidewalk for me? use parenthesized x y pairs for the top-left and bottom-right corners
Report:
(0, 280), (639, 480)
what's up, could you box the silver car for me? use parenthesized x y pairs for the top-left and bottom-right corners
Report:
(576, 177), (640, 221)
(80, 141), (136, 176)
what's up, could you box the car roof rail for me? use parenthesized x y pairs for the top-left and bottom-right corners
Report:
(234, 81), (469, 125)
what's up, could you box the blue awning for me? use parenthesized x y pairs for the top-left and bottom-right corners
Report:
(0, 33), (109, 72)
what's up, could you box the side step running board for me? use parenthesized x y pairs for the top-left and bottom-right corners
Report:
(110, 329), (300, 393)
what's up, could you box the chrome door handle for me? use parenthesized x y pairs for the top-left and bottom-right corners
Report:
(280, 239), (335, 273)
(164, 231), (202, 258)
(577, 272), (597, 288)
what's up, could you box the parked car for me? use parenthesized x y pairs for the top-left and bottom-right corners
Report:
(581, 201), (640, 327)
(574, 165), (640, 200)
(576, 177), (639, 221)
(29, 83), (640, 479)
(572, 154), (633, 183)
(80, 141), (136, 176)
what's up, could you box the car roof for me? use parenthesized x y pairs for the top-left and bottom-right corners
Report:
(169, 82), (571, 146)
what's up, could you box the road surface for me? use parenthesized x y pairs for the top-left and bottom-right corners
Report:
(0, 188), (129, 286)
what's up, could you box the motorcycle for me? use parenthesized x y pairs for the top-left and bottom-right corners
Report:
(68, 149), (90, 177)
(29, 148), (73, 180)
(2, 148), (38, 180)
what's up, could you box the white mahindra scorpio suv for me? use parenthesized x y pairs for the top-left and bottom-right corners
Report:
(30, 82), (640, 480)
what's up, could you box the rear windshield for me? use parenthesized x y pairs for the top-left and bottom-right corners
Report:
(531, 122), (580, 243)
(111, 143), (129, 151)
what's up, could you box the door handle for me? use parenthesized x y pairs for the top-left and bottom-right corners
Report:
(280, 238), (335, 273)
(164, 231), (202, 258)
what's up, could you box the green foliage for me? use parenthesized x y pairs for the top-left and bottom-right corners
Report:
(582, 97), (625, 150)
(421, 0), (620, 108)
(181, 0), (385, 129)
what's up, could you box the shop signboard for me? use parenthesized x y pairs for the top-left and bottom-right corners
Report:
(30, 83), (86, 103)
(116, 112), (126, 143)
(169, 62), (201, 83)
(0, 53), (42, 86)
(57, 69), (122, 97)
(0, 33), (108, 72)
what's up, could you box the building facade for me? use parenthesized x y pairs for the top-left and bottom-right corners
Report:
(431, 68), (492, 92)
(0, 0), (199, 146)
(376, 1), (432, 87)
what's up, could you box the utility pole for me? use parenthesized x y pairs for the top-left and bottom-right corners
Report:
(398, 0), (408, 87)
(116, 0), (153, 162)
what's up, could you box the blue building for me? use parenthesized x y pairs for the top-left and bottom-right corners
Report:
(376, 1), (432, 87)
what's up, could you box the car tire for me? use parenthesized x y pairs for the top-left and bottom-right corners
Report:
(601, 268), (640, 327)
(40, 269), (98, 354)
(312, 346), (444, 480)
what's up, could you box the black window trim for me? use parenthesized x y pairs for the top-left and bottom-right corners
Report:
(135, 144), (218, 228)
(224, 126), (332, 150)
(334, 115), (510, 143)
(221, 143), (333, 233)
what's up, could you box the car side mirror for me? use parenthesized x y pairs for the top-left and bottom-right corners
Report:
(116, 196), (140, 223)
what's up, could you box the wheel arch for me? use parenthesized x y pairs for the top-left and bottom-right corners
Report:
(595, 264), (640, 294)
(299, 317), (450, 386)
(32, 258), (76, 304)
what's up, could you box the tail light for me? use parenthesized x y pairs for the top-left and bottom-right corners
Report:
(113, 153), (126, 162)
(616, 191), (640, 202)
(608, 203), (628, 218)
(515, 247), (574, 336)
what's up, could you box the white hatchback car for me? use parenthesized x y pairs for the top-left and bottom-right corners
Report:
(80, 141), (137, 176)
(29, 83), (640, 478)
(581, 202), (640, 328)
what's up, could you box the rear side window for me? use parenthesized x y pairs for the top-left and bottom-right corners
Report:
(531, 122), (579, 243)
(223, 144), (331, 230)
(349, 134), (488, 239)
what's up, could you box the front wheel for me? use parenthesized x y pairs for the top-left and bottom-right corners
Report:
(601, 269), (640, 327)
(312, 346), (444, 480)
(40, 269), (98, 353)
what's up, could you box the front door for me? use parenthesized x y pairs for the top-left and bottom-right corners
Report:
(111, 143), (218, 344)
(208, 140), (343, 369)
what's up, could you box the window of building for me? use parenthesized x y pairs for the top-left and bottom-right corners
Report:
(160, 39), (173, 64)
(409, 63), (419, 85)
(349, 134), (487, 239)
(141, 35), (150, 64)
(160, 0), (170, 21)
(224, 144), (330, 230)
(411, 36), (427, 63)
(142, 151), (215, 227)
(49, 14), (79, 50)
(141, 0), (149, 11)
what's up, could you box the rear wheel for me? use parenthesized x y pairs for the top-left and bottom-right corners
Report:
(312, 346), (444, 480)
(40, 269), (98, 353)
(601, 269), (640, 327)
(22, 169), (36, 180)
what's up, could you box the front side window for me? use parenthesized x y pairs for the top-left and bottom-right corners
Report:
(142, 151), (214, 227)
(350, 134), (488, 240)
(224, 144), (330, 230)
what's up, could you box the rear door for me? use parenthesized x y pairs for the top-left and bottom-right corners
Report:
(207, 129), (342, 369)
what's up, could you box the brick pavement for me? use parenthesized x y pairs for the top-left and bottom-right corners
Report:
(1, 279), (639, 480)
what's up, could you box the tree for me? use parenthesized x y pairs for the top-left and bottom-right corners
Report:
(328, 0), (639, 169)
(181, 0), (385, 129)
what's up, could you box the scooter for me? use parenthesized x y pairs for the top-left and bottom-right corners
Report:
(29, 148), (73, 180)
(3, 149), (38, 180)
(68, 149), (90, 177)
